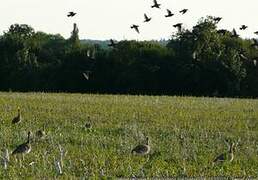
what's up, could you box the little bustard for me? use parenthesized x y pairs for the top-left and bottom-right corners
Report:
(12, 107), (22, 124)
(36, 130), (46, 139)
(213, 141), (235, 164)
(12, 131), (32, 155)
(131, 137), (150, 155)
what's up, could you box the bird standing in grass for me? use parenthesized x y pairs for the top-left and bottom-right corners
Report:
(213, 141), (235, 164)
(12, 107), (22, 124)
(36, 130), (46, 139)
(131, 137), (150, 155)
(12, 131), (32, 155)
(85, 116), (92, 129)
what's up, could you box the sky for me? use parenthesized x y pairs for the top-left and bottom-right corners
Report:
(1, 0), (258, 41)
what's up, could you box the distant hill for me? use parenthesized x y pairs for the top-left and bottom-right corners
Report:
(80, 39), (169, 49)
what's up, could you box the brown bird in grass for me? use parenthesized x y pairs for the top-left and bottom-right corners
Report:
(151, 0), (161, 9)
(165, 9), (174, 18)
(131, 24), (140, 34)
(131, 137), (150, 155)
(36, 130), (46, 139)
(12, 131), (31, 155)
(85, 116), (92, 129)
(213, 141), (235, 164)
(12, 107), (22, 124)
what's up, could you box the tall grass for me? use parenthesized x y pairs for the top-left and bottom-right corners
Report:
(0, 92), (257, 178)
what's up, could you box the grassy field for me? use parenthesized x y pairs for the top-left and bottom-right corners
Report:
(0, 92), (257, 178)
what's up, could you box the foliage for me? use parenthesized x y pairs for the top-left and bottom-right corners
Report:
(0, 92), (257, 178)
(0, 18), (257, 97)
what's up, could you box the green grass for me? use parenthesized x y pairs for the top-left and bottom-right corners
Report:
(0, 92), (257, 178)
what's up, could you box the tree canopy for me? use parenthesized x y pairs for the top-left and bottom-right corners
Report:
(0, 18), (257, 97)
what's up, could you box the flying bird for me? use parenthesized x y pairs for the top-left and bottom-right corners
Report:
(151, 0), (161, 9)
(131, 24), (140, 34)
(217, 29), (227, 35)
(82, 71), (91, 80)
(251, 39), (258, 48)
(165, 9), (174, 18)
(67, 12), (76, 17)
(214, 17), (222, 23)
(108, 39), (117, 47)
(179, 9), (188, 14)
(144, 13), (152, 22)
(231, 28), (239, 38)
(254, 31), (258, 35)
(240, 25), (248, 30)
(173, 23), (183, 32)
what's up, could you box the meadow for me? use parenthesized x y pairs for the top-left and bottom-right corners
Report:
(0, 92), (257, 178)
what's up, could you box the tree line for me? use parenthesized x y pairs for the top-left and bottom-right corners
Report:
(0, 17), (257, 97)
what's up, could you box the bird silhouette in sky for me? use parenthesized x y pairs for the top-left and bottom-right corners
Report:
(173, 23), (183, 32)
(144, 14), (152, 22)
(217, 29), (228, 35)
(108, 39), (117, 47)
(179, 9), (188, 14)
(165, 9), (174, 18)
(214, 17), (222, 23)
(240, 25), (248, 30)
(67, 12), (76, 17)
(251, 39), (258, 48)
(151, 0), (161, 9)
(82, 71), (91, 80)
(131, 24), (140, 34)
(231, 28), (239, 38)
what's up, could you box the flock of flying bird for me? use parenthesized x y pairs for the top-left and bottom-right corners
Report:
(7, 107), (237, 167)
(67, 0), (258, 51)
(130, 0), (189, 34)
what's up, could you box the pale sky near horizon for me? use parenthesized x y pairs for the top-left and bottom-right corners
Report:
(1, 0), (258, 41)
